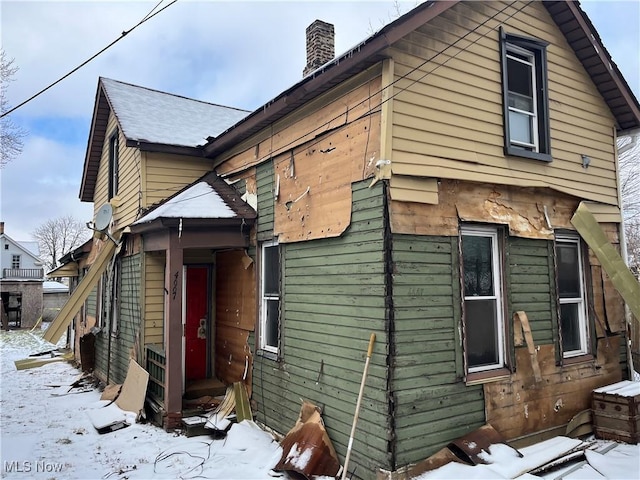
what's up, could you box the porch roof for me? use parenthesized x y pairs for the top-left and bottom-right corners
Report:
(131, 172), (256, 233)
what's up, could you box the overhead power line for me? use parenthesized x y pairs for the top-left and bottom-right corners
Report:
(0, 0), (178, 119)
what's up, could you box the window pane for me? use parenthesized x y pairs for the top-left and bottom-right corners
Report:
(557, 243), (580, 298)
(507, 57), (533, 100)
(560, 303), (581, 352)
(265, 299), (279, 347)
(263, 245), (280, 295)
(465, 299), (498, 367)
(508, 110), (533, 145)
(462, 235), (494, 297)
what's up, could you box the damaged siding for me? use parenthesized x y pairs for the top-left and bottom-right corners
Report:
(252, 180), (389, 473)
(391, 234), (485, 465)
(94, 254), (142, 384)
(386, 1), (620, 210)
(256, 161), (275, 240)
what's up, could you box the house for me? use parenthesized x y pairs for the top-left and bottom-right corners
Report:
(42, 281), (69, 322)
(45, 1), (640, 477)
(0, 222), (45, 329)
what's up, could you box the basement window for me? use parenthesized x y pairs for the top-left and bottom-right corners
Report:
(461, 226), (506, 373)
(555, 234), (589, 357)
(260, 241), (281, 355)
(500, 28), (551, 162)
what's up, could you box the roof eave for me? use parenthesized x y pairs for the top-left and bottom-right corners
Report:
(203, 0), (459, 161)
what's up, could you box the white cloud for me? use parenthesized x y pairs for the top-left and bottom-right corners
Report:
(0, 135), (94, 241)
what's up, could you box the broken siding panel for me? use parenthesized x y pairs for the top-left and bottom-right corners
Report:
(508, 237), (556, 345)
(253, 180), (389, 474)
(256, 160), (275, 241)
(387, 0), (619, 209)
(392, 234), (485, 465)
(94, 254), (142, 385)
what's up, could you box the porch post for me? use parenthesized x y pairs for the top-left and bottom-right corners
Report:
(164, 229), (183, 428)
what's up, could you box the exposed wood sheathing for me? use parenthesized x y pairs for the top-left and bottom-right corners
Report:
(215, 249), (255, 393)
(484, 337), (622, 441)
(390, 179), (581, 239)
(384, 1), (621, 208)
(217, 72), (382, 244)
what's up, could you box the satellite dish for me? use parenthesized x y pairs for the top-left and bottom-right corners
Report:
(94, 203), (113, 232)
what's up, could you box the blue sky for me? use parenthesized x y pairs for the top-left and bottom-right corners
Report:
(1, 0), (639, 242)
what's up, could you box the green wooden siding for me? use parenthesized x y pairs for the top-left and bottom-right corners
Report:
(94, 253), (142, 384)
(508, 237), (556, 345)
(252, 180), (390, 474)
(391, 234), (485, 466)
(256, 161), (275, 241)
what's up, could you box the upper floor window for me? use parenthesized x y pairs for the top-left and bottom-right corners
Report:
(500, 28), (551, 162)
(555, 235), (589, 357)
(108, 131), (119, 200)
(11, 255), (20, 269)
(260, 241), (281, 354)
(461, 226), (506, 373)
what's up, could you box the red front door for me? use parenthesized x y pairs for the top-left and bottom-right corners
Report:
(185, 266), (209, 381)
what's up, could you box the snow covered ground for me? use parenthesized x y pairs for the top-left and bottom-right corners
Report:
(1, 328), (638, 480)
(0, 328), (283, 479)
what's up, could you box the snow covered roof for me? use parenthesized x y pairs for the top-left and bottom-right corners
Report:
(101, 78), (249, 148)
(43, 281), (69, 293)
(19, 241), (40, 257)
(132, 172), (256, 227)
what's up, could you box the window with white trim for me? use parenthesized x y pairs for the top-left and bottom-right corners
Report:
(555, 235), (589, 357)
(260, 241), (280, 354)
(11, 255), (20, 269)
(461, 226), (506, 372)
(501, 28), (551, 161)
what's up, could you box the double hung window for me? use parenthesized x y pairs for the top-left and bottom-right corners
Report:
(555, 235), (589, 357)
(461, 226), (506, 373)
(501, 29), (551, 161)
(260, 241), (281, 354)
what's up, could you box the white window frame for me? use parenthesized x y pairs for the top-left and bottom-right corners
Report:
(556, 235), (589, 357)
(11, 254), (20, 269)
(260, 241), (280, 354)
(461, 226), (506, 373)
(506, 44), (539, 152)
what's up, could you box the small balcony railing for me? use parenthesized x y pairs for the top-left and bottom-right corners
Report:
(2, 268), (44, 279)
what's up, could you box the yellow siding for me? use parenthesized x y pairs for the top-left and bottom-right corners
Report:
(93, 112), (143, 229)
(386, 0), (619, 209)
(144, 251), (165, 346)
(144, 152), (214, 208)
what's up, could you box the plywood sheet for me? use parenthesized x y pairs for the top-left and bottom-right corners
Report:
(273, 113), (380, 243)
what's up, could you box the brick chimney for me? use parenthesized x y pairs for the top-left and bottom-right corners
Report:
(0, 222), (4, 235)
(303, 20), (335, 77)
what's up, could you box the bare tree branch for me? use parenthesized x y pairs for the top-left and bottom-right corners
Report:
(1, 49), (26, 167)
(32, 216), (90, 272)
(619, 135), (640, 272)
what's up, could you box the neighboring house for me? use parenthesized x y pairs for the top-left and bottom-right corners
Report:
(46, 1), (640, 477)
(0, 222), (45, 328)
